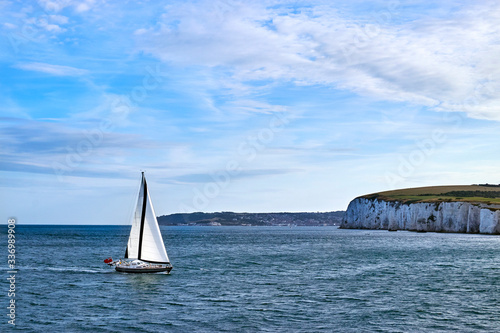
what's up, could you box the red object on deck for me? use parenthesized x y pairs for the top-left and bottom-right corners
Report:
(104, 257), (113, 263)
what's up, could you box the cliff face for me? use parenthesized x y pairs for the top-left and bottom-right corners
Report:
(341, 198), (500, 234)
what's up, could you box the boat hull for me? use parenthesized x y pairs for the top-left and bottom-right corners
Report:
(115, 266), (172, 274)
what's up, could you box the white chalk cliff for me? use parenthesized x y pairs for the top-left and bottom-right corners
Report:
(341, 197), (500, 234)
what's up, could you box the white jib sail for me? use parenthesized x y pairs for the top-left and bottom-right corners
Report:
(125, 174), (170, 263)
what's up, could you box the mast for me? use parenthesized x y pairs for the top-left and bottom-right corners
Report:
(138, 172), (147, 260)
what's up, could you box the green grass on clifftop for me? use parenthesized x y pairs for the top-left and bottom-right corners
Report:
(361, 184), (500, 205)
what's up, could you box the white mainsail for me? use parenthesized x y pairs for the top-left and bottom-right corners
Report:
(125, 173), (170, 263)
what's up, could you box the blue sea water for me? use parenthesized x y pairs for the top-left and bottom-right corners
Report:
(2, 225), (500, 332)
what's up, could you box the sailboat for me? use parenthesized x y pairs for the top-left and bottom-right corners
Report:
(107, 172), (172, 273)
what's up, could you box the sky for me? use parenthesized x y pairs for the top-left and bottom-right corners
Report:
(1, 0), (500, 224)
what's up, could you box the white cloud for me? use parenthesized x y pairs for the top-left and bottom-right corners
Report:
(14, 62), (88, 76)
(37, 0), (96, 13)
(75, 3), (90, 12)
(135, 1), (500, 121)
(134, 28), (147, 36)
(3, 22), (16, 29)
(49, 14), (69, 24)
(224, 100), (288, 114)
(38, 20), (64, 32)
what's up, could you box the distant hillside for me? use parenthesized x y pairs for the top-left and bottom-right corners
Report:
(157, 211), (345, 226)
(361, 184), (500, 205)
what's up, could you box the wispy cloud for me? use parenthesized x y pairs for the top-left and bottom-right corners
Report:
(136, 1), (500, 121)
(165, 168), (300, 184)
(14, 62), (88, 76)
(223, 100), (288, 114)
(0, 118), (157, 177)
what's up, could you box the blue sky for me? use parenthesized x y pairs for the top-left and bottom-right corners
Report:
(1, 0), (500, 224)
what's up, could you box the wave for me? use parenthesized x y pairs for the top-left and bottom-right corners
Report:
(11, 266), (112, 274)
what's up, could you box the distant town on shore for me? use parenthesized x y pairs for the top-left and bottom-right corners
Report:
(158, 211), (345, 226)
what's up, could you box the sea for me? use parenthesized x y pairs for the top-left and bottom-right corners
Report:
(2, 225), (500, 332)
